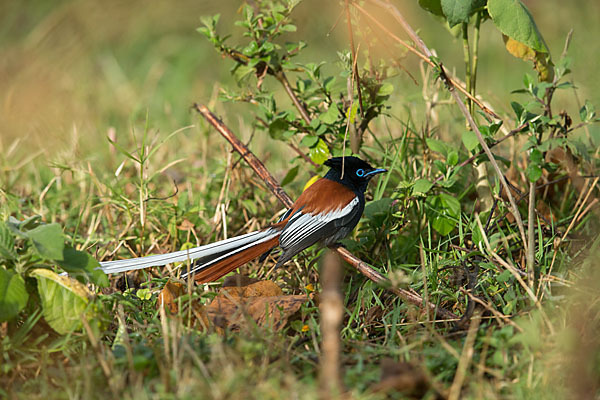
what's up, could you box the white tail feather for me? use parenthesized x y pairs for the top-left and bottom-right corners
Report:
(99, 229), (278, 275)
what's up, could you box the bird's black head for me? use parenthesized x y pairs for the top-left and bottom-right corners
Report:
(323, 156), (387, 194)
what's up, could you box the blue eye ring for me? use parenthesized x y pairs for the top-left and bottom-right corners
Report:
(356, 169), (365, 177)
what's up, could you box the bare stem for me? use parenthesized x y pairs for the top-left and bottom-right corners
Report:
(319, 251), (343, 398)
(356, 1), (500, 119)
(274, 70), (312, 125)
(462, 22), (472, 115)
(527, 181), (536, 289)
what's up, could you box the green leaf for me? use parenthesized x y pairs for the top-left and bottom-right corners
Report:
(281, 165), (300, 187)
(441, 0), (485, 27)
(579, 100), (596, 122)
(32, 268), (92, 334)
(529, 148), (543, 164)
(0, 268), (29, 322)
(0, 222), (16, 261)
(462, 129), (480, 151)
(280, 24), (297, 32)
(364, 198), (393, 219)
(57, 246), (109, 287)
(319, 105), (339, 124)
(309, 139), (331, 165)
(233, 65), (255, 85)
(488, 0), (549, 53)
(439, 192), (461, 216)
(300, 135), (319, 147)
(526, 163), (542, 182)
(26, 223), (65, 261)
(268, 118), (289, 140)
(427, 193), (461, 235)
(413, 179), (434, 196)
(447, 150), (459, 166)
(419, 0), (443, 16)
(378, 82), (394, 96)
(426, 138), (449, 156)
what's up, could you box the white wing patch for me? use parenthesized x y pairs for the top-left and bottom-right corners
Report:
(279, 196), (359, 249)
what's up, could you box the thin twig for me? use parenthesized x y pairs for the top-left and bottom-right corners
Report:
(432, 122), (528, 185)
(344, 0), (364, 117)
(527, 181), (536, 289)
(274, 70), (312, 125)
(355, 1), (500, 119)
(448, 312), (481, 400)
(193, 103), (458, 320)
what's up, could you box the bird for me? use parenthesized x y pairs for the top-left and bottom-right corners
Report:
(99, 156), (386, 283)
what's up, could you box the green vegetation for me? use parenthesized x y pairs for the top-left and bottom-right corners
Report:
(1, 0), (599, 398)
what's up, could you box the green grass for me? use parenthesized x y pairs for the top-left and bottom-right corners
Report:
(2, 0), (600, 399)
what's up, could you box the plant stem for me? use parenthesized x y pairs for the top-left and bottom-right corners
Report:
(527, 181), (536, 289)
(274, 70), (312, 125)
(471, 12), (481, 108)
(461, 22), (472, 115)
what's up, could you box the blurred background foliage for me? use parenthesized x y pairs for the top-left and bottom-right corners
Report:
(1, 0), (598, 159)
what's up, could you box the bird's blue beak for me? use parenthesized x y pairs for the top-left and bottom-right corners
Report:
(365, 168), (387, 177)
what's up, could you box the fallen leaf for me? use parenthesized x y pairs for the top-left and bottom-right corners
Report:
(157, 278), (311, 333)
(370, 358), (431, 398)
(158, 282), (185, 313)
(157, 281), (210, 330)
(207, 280), (310, 332)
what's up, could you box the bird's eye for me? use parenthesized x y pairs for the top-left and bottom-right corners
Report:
(356, 169), (365, 177)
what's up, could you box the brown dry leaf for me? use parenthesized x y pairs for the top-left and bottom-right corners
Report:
(370, 358), (432, 398)
(158, 282), (186, 313)
(157, 281), (210, 330)
(206, 280), (310, 332)
(177, 219), (195, 231)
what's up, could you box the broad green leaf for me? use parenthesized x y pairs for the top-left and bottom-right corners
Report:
(233, 65), (255, 85)
(300, 135), (319, 147)
(0, 268), (29, 322)
(447, 150), (459, 166)
(57, 246), (109, 287)
(280, 24), (297, 32)
(462, 129), (480, 151)
(439, 192), (461, 216)
(413, 179), (434, 196)
(309, 139), (331, 165)
(427, 193), (461, 235)
(426, 138), (448, 156)
(419, 0), (443, 16)
(529, 148), (543, 164)
(281, 165), (299, 187)
(441, 0), (485, 27)
(0, 222), (16, 261)
(26, 223), (65, 261)
(364, 198), (393, 219)
(268, 118), (289, 140)
(580, 100), (596, 122)
(526, 163), (542, 182)
(32, 268), (92, 334)
(488, 0), (549, 53)
(378, 82), (394, 96)
(319, 105), (339, 124)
